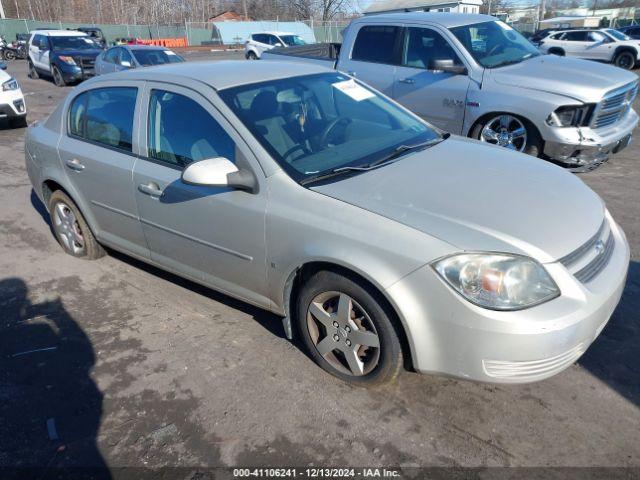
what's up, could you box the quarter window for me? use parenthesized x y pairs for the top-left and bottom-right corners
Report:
(403, 27), (462, 69)
(147, 90), (235, 167)
(68, 87), (137, 152)
(352, 25), (401, 64)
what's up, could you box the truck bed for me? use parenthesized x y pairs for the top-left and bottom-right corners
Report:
(262, 43), (341, 68)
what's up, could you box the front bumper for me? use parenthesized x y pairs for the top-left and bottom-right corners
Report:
(59, 63), (95, 82)
(386, 215), (630, 383)
(0, 89), (27, 119)
(542, 108), (638, 171)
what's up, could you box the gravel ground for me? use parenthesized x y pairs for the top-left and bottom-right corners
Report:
(0, 53), (638, 475)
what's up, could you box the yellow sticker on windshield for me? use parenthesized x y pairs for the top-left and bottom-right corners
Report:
(332, 79), (375, 102)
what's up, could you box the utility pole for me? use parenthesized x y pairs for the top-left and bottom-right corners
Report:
(487, 0), (492, 16)
(0, 0), (5, 19)
(592, 0), (597, 16)
(242, 0), (248, 20)
(539, 0), (546, 22)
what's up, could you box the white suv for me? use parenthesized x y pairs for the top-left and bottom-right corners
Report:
(539, 28), (640, 70)
(244, 32), (306, 60)
(0, 63), (27, 128)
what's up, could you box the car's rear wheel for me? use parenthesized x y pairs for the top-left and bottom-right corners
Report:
(296, 270), (403, 386)
(52, 65), (66, 87)
(472, 114), (542, 157)
(614, 51), (635, 70)
(28, 60), (39, 79)
(247, 51), (258, 60)
(4, 50), (16, 61)
(48, 190), (105, 259)
(548, 48), (565, 56)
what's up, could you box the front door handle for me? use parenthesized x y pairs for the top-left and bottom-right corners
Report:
(398, 78), (415, 84)
(65, 158), (85, 171)
(138, 182), (163, 197)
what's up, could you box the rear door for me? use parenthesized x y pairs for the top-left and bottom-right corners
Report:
(132, 83), (269, 306)
(57, 83), (148, 257)
(337, 24), (403, 97)
(393, 25), (470, 133)
(560, 30), (590, 57)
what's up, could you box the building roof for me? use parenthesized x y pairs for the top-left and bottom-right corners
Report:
(364, 0), (482, 14)
(353, 12), (493, 28)
(539, 16), (602, 23)
(87, 60), (331, 91)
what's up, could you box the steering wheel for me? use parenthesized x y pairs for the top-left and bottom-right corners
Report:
(319, 117), (352, 148)
(282, 144), (309, 162)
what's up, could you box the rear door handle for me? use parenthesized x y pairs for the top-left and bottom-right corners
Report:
(138, 182), (163, 197)
(398, 78), (415, 84)
(65, 158), (85, 171)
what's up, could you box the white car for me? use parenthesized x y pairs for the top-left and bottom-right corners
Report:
(0, 63), (27, 128)
(244, 31), (306, 60)
(539, 28), (640, 70)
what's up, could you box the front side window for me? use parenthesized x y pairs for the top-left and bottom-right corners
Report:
(403, 27), (463, 69)
(219, 72), (441, 183)
(450, 21), (540, 68)
(104, 48), (119, 63)
(50, 35), (99, 51)
(280, 35), (306, 46)
(352, 25), (401, 64)
(147, 90), (235, 168)
(119, 48), (133, 65)
(68, 87), (137, 151)
(588, 31), (607, 42)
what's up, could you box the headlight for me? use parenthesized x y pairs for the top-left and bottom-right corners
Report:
(546, 105), (594, 127)
(432, 253), (560, 310)
(58, 55), (76, 65)
(1, 78), (19, 91)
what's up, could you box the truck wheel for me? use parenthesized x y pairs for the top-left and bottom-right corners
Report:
(246, 51), (258, 60)
(48, 190), (105, 259)
(28, 60), (39, 79)
(296, 270), (403, 386)
(472, 114), (542, 157)
(52, 66), (66, 87)
(614, 51), (635, 70)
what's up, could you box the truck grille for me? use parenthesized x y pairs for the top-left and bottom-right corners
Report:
(591, 82), (638, 129)
(559, 219), (614, 283)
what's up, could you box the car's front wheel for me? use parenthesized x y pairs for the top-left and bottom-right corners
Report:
(52, 65), (67, 87)
(246, 51), (258, 60)
(614, 51), (636, 70)
(296, 270), (403, 386)
(48, 190), (105, 259)
(472, 114), (542, 157)
(28, 60), (39, 79)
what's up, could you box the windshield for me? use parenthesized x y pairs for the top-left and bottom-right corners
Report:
(450, 21), (540, 68)
(219, 73), (441, 183)
(279, 35), (306, 46)
(50, 36), (99, 51)
(132, 49), (184, 66)
(606, 29), (630, 41)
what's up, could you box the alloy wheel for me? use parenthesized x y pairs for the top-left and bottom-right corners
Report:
(306, 291), (381, 376)
(53, 202), (85, 255)
(479, 114), (528, 152)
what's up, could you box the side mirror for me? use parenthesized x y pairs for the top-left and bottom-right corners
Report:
(120, 60), (132, 68)
(181, 157), (256, 192)
(275, 42), (284, 47)
(428, 58), (467, 75)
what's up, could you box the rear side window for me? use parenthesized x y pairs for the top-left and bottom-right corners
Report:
(68, 87), (137, 152)
(147, 90), (235, 168)
(562, 31), (588, 41)
(352, 25), (401, 64)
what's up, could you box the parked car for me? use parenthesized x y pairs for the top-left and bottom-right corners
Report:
(76, 27), (107, 49)
(95, 45), (184, 75)
(27, 30), (103, 86)
(616, 25), (640, 39)
(264, 13), (639, 171)
(539, 28), (640, 69)
(0, 62), (27, 128)
(25, 61), (629, 386)
(245, 31), (307, 59)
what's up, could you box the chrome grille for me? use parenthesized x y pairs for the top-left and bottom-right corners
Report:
(560, 219), (615, 284)
(559, 219), (606, 267)
(574, 233), (615, 283)
(591, 82), (638, 129)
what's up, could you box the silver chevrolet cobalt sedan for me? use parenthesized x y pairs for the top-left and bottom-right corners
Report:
(25, 61), (629, 386)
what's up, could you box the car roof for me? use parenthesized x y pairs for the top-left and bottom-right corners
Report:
(30, 30), (88, 37)
(350, 12), (495, 28)
(253, 31), (295, 36)
(87, 60), (332, 90)
(122, 45), (173, 51)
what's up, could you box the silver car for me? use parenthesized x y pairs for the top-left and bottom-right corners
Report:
(95, 45), (184, 76)
(25, 61), (629, 386)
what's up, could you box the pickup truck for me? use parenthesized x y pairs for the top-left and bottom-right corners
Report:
(264, 12), (639, 170)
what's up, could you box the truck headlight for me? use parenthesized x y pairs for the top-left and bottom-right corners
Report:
(546, 105), (594, 127)
(433, 253), (560, 310)
(58, 55), (76, 65)
(1, 78), (19, 91)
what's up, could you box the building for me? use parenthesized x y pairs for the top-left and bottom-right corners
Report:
(538, 16), (602, 29)
(364, 0), (483, 16)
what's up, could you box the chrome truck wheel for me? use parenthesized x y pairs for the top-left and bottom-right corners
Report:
(479, 114), (528, 152)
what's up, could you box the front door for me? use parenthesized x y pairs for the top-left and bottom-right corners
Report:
(583, 31), (614, 60)
(393, 26), (470, 133)
(132, 83), (269, 306)
(57, 84), (148, 257)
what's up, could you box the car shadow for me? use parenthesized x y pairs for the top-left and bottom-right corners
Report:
(0, 277), (110, 478)
(579, 260), (640, 407)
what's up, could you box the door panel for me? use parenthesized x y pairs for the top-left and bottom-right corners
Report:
(133, 84), (269, 306)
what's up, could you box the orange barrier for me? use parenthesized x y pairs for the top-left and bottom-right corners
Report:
(136, 37), (188, 48)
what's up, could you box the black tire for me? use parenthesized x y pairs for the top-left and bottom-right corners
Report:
(28, 60), (39, 79)
(296, 270), (403, 386)
(4, 50), (15, 61)
(614, 51), (635, 70)
(48, 190), (105, 260)
(9, 116), (28, 129)
(246, 51), (258, 60)
(548, 48), (565, 56)
(471, 114), (542, 157)
(52, 65), (66, 87)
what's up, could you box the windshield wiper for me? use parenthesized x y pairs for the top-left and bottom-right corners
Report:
(299, 167), (362, 186)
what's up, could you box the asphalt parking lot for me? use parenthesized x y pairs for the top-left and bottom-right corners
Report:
(0, 51), (639, 473)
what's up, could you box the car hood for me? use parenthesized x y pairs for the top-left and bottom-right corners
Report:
(311, 137), (604, 263)
(490, 55), (638, 102)
(53, 48), (102, 58)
